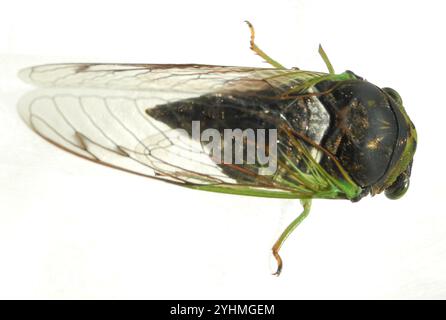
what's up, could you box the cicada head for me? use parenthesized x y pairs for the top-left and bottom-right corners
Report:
(316, 78), (417, 201)
(377, 87), (417, 199)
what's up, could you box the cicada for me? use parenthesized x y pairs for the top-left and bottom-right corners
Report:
(18, 22), (417, 275)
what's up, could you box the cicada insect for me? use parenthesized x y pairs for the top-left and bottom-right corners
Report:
(18, 22), (417, 275)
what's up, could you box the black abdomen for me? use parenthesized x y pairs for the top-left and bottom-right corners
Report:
(146, 89), (328, 181)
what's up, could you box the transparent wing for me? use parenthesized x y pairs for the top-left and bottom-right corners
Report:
(18, 63), (325, 94)
(19, 63), (359, 199)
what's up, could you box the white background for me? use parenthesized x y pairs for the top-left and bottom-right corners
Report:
(0, 0), (445, 299)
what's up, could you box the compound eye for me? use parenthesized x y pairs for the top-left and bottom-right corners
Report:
(385, 173), (409, 199)
(385, 162), (412, 200)
(383, 87), (403, 105)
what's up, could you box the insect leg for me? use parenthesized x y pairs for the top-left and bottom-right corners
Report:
(245, 21), (286, 69)
(318, 44), (335, 74)
(272, 199), (312, 276)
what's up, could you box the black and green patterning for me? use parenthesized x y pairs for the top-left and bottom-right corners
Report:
(17, 22), (417, 275)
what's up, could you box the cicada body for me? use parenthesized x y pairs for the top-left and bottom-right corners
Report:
(18, 23), (417, 275)
(143, 72), (417, 202)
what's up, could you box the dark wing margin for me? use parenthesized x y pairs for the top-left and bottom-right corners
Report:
(18, 63), (360, 199)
